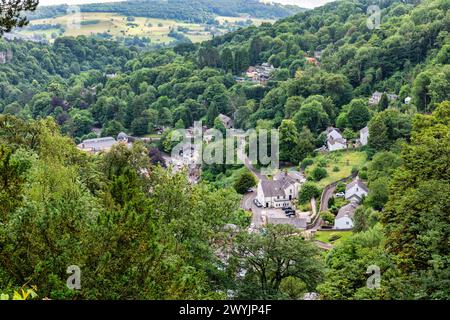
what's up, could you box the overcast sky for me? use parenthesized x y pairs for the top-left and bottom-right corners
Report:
(38, 0), (335, 9)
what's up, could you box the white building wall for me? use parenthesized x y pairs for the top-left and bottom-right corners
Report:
(335, 217), (354, 229)
(360, 131), (369, 146)
(328, 141), (347, 151)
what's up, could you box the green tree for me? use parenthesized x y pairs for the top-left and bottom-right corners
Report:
(279, 119), (299, 163)
(293, 101), (329, 134)
(298, 182), (321, 204)
(233, 170), (257, 194)
(346, 99), (371, 131)
(378, 93), (389, 111)
(232, 224), (324, 299)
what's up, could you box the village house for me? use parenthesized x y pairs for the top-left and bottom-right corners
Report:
(359, 126), (369, 146)
(245, 63), (275, 85)
(306, 56), (319, 66)
(314, 50), (323, 60)
(77, 137), (117, 154)
(326, 127), (347, 151)
(369, 91), (399, 106)
(334, 202), (359, 230)
(256, 171), (304, 208)
(345, 176), (369, 203)
(218, 113), (233, 129)
(405, 96), (412, 104)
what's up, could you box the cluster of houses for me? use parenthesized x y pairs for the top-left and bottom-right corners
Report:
(369, 91), (398, 106)
(334, 177), (369, 230)
(319, 126), (370, 152)
(242, 63), (275, 86)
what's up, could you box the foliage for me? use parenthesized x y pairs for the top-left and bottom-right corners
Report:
(298, 182), (321, 204)
(230, 224), (324, 299)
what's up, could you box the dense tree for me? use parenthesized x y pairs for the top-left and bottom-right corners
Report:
(293, 101), (329, 134)
(382, 102), (450, 299)
(233, 170), (257, 194)
(231, 224), (324, 299)
(345, 99), (371, 131)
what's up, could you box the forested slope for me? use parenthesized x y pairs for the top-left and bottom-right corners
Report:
(0, 0), (448, 300)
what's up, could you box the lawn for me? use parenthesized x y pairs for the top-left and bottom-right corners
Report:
(314, 230), (353, 245)
(305, 150), (367, 188)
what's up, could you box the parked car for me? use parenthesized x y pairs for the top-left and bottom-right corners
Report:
(336, 192), (345, 198)
(247, 188), (254, 193)
(282, 207), (293, 212)
(253, 199), (263, 208)
(285, 210), (295, 216)
(286, 212), (296, 218)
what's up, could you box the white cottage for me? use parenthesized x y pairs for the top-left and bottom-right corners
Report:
(345, 177), (369, 203)
(334, 202), (359, 230)
(326, 127), (347, 151)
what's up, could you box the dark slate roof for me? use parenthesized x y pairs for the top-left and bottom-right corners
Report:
(261, 180), (286, 198)
(261, 173), (299, 198)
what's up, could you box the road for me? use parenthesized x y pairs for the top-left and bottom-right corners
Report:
(320, 184), (336, 212)
(241, 191), (264, 227)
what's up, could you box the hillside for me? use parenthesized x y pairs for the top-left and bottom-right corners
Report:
(0, 0), (448, 301)
(27, 0), (305, 23)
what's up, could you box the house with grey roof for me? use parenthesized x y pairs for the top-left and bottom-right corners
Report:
(369, 91), (398, 106)
(218, 114), (233, 129)
(345, 177), (369, 203)
(325, 127), (347, 151)
(77, 137), (117, 154)
(256, 171), (303, 208)
(334, 202), (359, 230)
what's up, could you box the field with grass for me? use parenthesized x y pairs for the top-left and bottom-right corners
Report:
(305, 151), (367, 188)
(314, 230), (353, 245)
(19, 13), (276, 45)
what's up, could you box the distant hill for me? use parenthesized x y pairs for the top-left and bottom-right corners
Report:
(28, 0), (306, 23)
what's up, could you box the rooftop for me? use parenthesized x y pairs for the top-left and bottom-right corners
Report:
(346, 177), (369, 193)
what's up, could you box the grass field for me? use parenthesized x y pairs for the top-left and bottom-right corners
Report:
(314, 230), (353, 245)
(20, 13), (275, 44)
(305, 151), (367, 188)
(21, 13), (211, 44)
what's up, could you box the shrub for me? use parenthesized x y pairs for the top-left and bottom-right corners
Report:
(317, 158), (328, 167)
(301, 157), (314, 170)
(332, 166), (340, 172)
(328, 233), (342, 242)
(321, 211), (335, 225)
(336, 182), (346, 193)
(312, 167), (328, 181)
